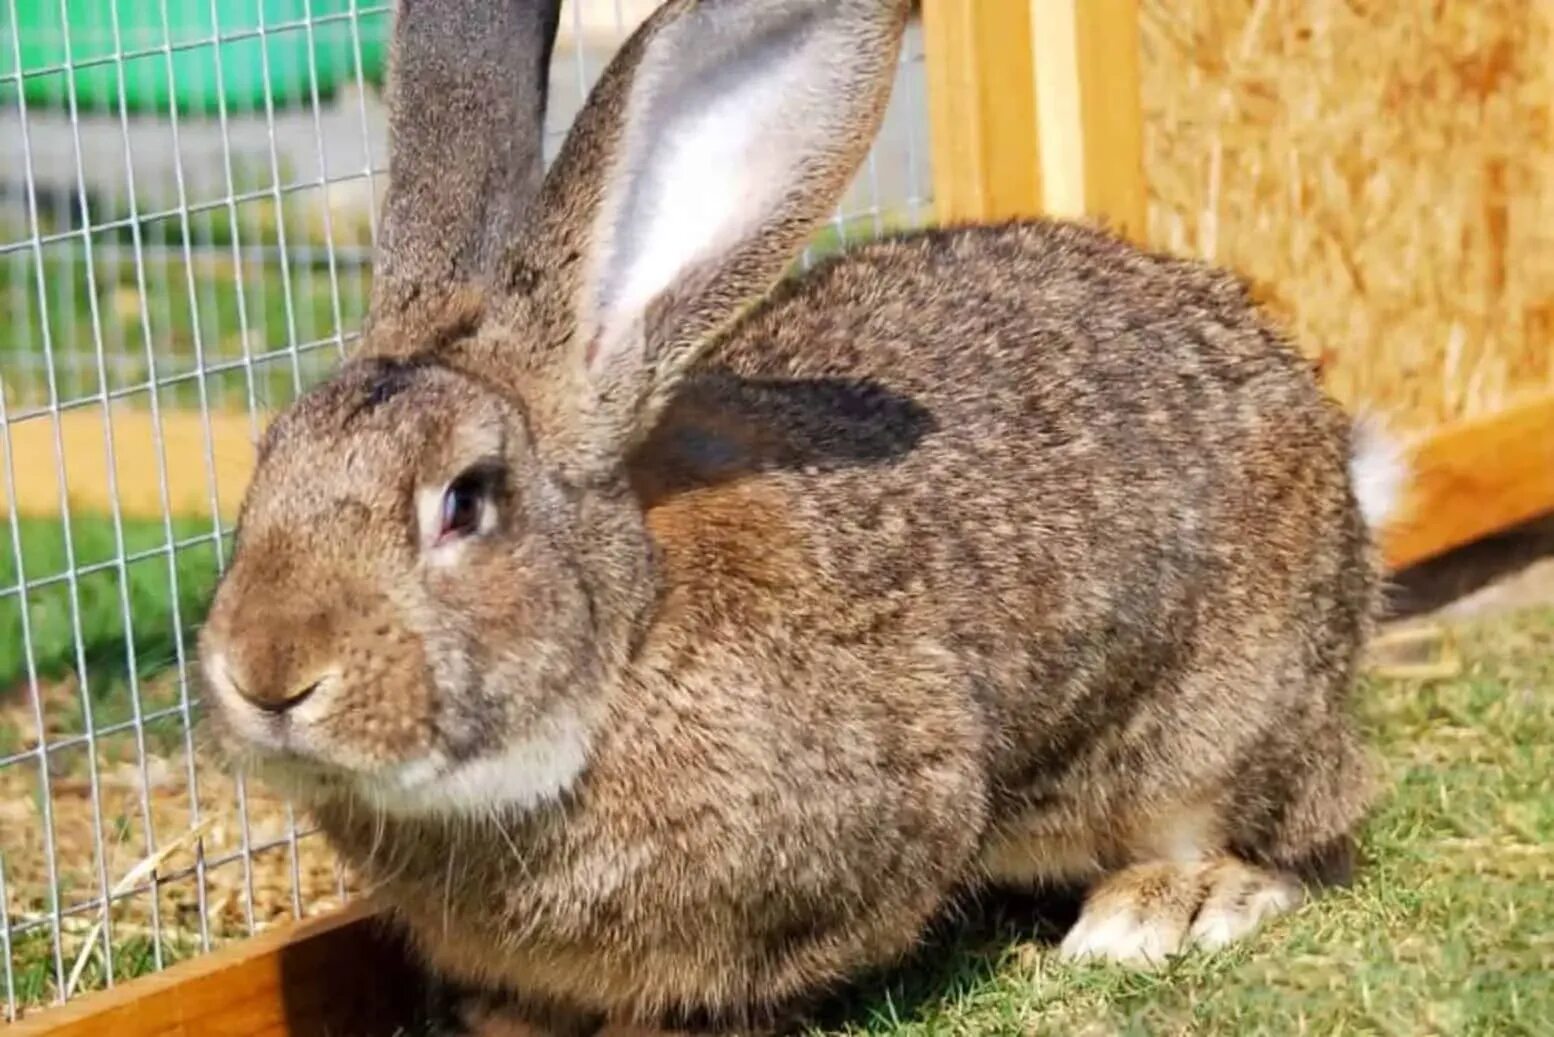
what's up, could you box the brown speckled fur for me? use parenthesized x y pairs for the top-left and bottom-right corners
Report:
(199, 1), (1380, 1034)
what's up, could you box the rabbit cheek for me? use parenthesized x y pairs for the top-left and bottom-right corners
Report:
(396, 540), (601, 803)
(318, 622), (440, 765)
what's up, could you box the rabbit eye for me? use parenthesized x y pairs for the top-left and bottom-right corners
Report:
(439, 474), (487, 541)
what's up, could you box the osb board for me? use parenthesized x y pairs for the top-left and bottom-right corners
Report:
(1140, 0), (1554, 430)
(5, 901), (420, 1037)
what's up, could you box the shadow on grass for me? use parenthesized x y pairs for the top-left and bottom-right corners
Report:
(800, 888), (1082, 1035)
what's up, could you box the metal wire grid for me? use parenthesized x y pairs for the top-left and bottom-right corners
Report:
(0, 0), (932, 1017)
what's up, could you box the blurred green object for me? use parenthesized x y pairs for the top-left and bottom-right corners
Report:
(0, 0), (389, 115)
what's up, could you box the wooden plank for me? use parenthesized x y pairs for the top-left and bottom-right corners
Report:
(0, 392), (1546, 570)
(0, 407), (262, 522)
(922, 0), (1042, 223)
(6, 902), (422, 1037)
(1384, 390), (1554, 571)
(920, 0), (1146, 236)
(1029, 0), (1147, 239)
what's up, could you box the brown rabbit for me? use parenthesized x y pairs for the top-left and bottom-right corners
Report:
(198, 0), (1403, 1033)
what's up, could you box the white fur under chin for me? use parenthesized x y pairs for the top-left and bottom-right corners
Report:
(363, 711), (591, 817)
(1348, 415), (1408, 531)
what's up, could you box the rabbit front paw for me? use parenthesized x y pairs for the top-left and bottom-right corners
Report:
(1059, 857), (1302, 967)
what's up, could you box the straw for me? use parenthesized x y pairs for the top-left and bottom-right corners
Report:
(1140, 0), (1554, 431)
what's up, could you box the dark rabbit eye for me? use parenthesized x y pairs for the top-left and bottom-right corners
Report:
(439, 474), (487, 540)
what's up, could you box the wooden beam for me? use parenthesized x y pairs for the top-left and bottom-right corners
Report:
(0, 408), (262, 522)
(6, 902), (422, 1037)
(922, 0), (1042, 224)
(1029, 0), (1147, 239)
(1384, 390), (1554, 571)
(920, 0), (1146, 237)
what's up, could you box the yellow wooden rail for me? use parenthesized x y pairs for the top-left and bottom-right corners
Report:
(5, 901), (419, 1037)
(1385, 390), (1554, 571)
(922, 0), (1146, 236)
(0, 407), (260, 523)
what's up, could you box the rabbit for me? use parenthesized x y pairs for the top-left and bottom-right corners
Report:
(197, 0), (1404, 1033)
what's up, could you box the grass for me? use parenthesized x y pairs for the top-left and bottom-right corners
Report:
(0, 178), (366, 418)
(0, 513), (221, 754)
(6, 928), (199, 1012)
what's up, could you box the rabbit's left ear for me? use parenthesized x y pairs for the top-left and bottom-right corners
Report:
(516, 0), (909, 473)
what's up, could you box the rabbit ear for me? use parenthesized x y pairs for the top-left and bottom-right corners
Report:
(362, 0), (563, 352)
(517, 0), (909, 473)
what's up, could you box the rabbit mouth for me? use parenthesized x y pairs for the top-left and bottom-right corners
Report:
(225, 712), (590, 820)
(341, 707), (594, 818)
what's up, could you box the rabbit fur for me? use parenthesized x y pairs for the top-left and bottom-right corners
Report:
(198, 0), (1402, 1032)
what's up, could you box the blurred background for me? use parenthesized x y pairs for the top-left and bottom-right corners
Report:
(0, 0), (1551, 1028)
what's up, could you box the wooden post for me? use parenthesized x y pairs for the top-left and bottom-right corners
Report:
(921, 0), (1041, 224)
(1029, 0), (1147, 239)
(921, 0), (1146, 238)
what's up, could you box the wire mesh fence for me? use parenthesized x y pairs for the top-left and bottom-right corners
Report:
(0, 0), (932, 1019)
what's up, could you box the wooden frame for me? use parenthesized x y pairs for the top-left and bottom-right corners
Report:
(922, 0), (1146, 236)
(1383, 390), (1554, 571)
(5, 903), (420, 1037)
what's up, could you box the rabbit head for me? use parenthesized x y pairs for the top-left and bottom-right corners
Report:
(198, 0), (910, 815)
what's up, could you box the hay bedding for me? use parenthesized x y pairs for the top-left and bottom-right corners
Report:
(1140, 0), (1554, 429)
(0, 677), (347, 998)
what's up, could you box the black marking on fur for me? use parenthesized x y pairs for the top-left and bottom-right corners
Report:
(343, 359), (430, 427)
(503, 254), (544, 295)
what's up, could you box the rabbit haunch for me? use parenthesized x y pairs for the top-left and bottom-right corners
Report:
(198, 0), (1389, 1026)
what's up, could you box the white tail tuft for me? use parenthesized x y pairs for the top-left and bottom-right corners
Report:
(1348, 414), (1408, 531)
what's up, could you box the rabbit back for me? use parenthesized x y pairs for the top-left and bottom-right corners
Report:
(638, 217), (1376, 874)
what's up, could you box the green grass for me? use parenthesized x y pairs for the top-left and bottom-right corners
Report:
(798, 209), (928, 270)
(6, 928), (199, 1012)
(0, 184), (366, 416)
(0, 192), (915, 419)
(0, 514), (221, 752)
